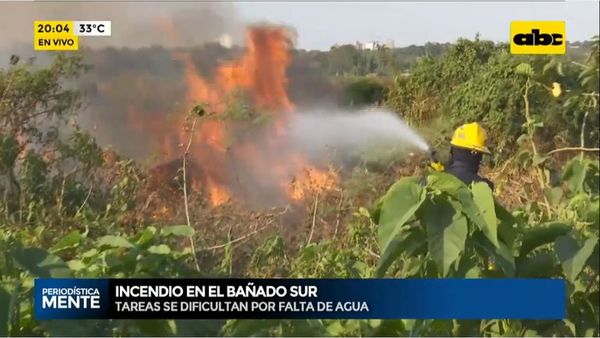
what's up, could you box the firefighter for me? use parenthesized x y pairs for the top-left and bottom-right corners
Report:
(445, 122), (494, 190)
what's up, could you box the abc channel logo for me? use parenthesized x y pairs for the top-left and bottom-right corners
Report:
(510, 21), (566, 55)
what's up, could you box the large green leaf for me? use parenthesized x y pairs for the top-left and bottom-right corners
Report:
(474, 232), (516, 277)
(135, 226), (157, 246)
(376, 234), (408, 278)
(147, 244), (171, 255)
(369, 197), (384, 225)
(378, 177), (425, 252)
(555, 235), (598, 282)
(471, 182), (499, 247)
(96, 235), (134, 248)
(50, 230), (83, 253)
(419, 197), (468, 276)
(426, 172), (467, 194)
(12, 247), (71, 277)
(543, 187), (564, 207)
(376, 226), (426, 277)
(519, 222), (571, 258)
(493, 243), (516, 277)
(427, 172), (493, 245)
(161, 225), (195, 237)
(495, 203), (519, 248)
(516, 63), (534, 76)
(562, 159), (589, 194)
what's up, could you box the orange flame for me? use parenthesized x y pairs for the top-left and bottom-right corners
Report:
(136, 23), (337, 206)
(289, 167), (338, 201)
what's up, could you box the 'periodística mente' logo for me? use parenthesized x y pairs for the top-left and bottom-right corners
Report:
(34, 279), (108, 320)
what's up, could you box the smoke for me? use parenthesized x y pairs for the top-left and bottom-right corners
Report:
(287, 108), (429, 162)
(0, 1), (246, 159)
(0, 2), (243, 52)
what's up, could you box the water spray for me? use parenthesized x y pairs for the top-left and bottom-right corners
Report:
(287, 108), (431, 161)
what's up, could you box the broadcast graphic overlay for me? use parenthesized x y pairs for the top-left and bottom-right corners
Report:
(34, 20), (111, 51)
(34, 278), (109, 320)
(0, 0), (596, 336)
(35, 278), (566, 320)
(510, 21), (566, 54)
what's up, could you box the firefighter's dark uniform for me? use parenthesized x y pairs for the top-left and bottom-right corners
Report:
(445, 147), (494, 191)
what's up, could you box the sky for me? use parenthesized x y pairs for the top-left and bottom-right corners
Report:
(236, 1), (600, 50)
(0, 1), (598, 52)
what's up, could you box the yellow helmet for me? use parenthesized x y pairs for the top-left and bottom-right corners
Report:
(450, 122), (491, 154)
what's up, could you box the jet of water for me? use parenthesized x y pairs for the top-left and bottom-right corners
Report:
(287, 108), (430, 160)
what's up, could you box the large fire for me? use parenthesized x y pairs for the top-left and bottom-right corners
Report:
(130, 24), (337, 207)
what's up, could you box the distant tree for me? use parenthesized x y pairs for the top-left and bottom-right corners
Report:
(328, 44), (360, 76)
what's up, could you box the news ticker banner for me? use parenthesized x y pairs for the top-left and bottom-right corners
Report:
(35, 278), (566, 320)
(34, 21), (111, 51)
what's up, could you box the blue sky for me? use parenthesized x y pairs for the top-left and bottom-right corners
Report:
(236, 1), (600, 50)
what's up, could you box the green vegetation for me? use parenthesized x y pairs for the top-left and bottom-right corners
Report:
(336, 76), (387, 108)
(1, 35), (599, 337)
(373, 167), (598, 336)
(387, 37), (599, 161)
